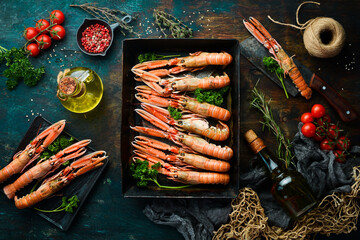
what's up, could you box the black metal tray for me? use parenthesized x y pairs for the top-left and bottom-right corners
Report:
(121, 38), (240, 198)
(3, 116), (108, 231)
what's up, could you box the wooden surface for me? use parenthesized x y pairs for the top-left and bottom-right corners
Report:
(0, 0), (359, 239)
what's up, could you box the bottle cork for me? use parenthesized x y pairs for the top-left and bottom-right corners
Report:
(244, 130), (266, 154)
(59, 77), (77, 95)
(244, 130), (258, 144)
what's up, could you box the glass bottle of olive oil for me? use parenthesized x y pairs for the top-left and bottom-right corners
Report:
(244, 130), (318, 220)
(57, 67), (103, 113)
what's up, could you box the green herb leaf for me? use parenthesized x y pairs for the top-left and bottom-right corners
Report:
(138, 53), (181, 63)
(130, 159), (191, 189)
(168, 106), (182, 120)
(0, 46), (45, 90)
(39, 136), (74, 161)
(59, 136), (74, 149)
(194, 86), (229, 106)
(263, 57), (288, 99)
(34, 195), (80, 213)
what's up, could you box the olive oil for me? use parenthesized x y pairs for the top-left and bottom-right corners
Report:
(244, 130), (318, 220)
(57, 67), (103, 113)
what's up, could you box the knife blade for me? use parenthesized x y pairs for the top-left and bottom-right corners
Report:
(240, 37), (358, 122)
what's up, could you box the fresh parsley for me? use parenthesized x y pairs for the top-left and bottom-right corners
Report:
(130, 159), (191, 189)
(168, 106), (182, 120)
(0, 46), (45, 90)
(138, 52), (180, 63)
(194, 86), (229, 106)
(34, 195), (80, 213)
(263, 57), (289, 99)
(39, 136), (75, 163)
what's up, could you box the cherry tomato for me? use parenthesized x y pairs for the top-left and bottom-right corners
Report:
(327, 124), (341, 139)
(333, 150), (346, 163)
(336, 136), (350, 151)
(24, 27), (39, 41)
(26, 43), (40, 57)
(50, 25), (66, 40)
(301, 112), (314, 124)
(50, 10), (65, 25)
(320, 139), (335, 151)
(311, 104), (326, 119)
(301, 123), (316, 138)
(313, 126), (325, 142)
(316, 114), (331, 127)
(36, 34), (52, 49)
(35, 19), (50, 33)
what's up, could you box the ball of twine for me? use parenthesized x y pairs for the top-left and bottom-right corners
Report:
(303, 17), (345, 58)
(268, 1), (346, 58)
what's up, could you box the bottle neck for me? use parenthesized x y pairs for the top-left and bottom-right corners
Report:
(245, 130), (285, 176)
(248, 136), (283, 175)
(257, 148), (282, 175)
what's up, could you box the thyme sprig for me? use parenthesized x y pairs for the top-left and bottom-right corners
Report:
(250, 86), (294, 167)
(70, 3), (139, 37)
(153, 9), (192, 38)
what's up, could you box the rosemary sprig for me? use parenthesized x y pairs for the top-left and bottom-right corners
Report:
(250, 86), (294, 167)
(70, 3), (139, 37)
(153, 9), (192, 38)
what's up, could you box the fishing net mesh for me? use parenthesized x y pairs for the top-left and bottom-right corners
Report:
(213, 166), (360, 240)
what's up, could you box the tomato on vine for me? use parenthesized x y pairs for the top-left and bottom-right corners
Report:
(327, 124), (341, 139)
(50, 25), (66, 40)
(336, 136), (350, 151)
(316, 114), (331, 127)
(301, 112), (314, 124)
(35, 19), (50, 33)
(313, 127), (325, 142)
(24, 27), (39, 41)
(301, 123), (316, 138)
(320, 139), (335, 151)
(311, 104), (326, 119)
(333, 150), (346, 163)
(36, 34), (52, 49)
(50, 10), (65, 25)
(26, 43), (40, 57)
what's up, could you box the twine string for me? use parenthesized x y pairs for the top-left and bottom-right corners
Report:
(267, 1), (321, 30)
(266, 1), (345, 58)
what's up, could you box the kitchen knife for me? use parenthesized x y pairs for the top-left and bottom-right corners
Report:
(240, 37), (358, 122)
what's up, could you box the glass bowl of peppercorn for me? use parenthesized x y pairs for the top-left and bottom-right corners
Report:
(76, 18), (118, 56)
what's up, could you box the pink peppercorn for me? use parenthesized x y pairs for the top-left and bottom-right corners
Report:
(81, 24), (111, 53)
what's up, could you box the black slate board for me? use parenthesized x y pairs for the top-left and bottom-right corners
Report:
(5, 116), (108, 231)
(121, 38), (240, 198)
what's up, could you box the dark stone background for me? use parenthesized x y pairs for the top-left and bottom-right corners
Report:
(0, 0), (359, 239)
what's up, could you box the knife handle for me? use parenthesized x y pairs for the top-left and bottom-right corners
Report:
(310, 74), (358, 122)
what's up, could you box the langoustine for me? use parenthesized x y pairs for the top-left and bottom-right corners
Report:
(14, 151), (107, 209)
(0, 120), (66, 184)
(243, 17), (312, 100)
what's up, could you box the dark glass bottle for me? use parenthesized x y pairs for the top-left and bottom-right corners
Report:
(244, 130), (318, 219)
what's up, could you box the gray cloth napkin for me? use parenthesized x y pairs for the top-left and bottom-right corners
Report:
(143, 199), (232, 240)
(144, 123), (360, 238)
